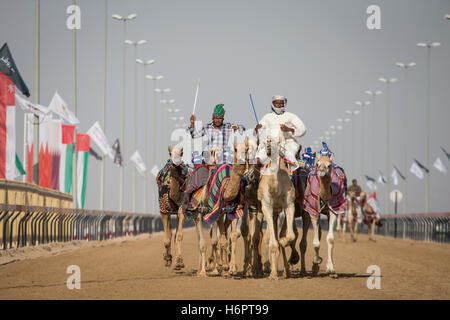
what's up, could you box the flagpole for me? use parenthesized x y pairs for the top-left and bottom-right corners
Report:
(396, 62), (416, 213)
(33, 0), (40, 185)
(100, 0), (107, 210)
(417, 42), (440, 213)
(72, 0), (78, 209)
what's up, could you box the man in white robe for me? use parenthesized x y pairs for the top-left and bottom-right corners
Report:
(255, 95), (307, 170)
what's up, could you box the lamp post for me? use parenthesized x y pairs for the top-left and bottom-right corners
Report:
(155, 88), (170, 165)
(379, 77), (398, 213)
(345, 109), (360, 179)
(355, 100), (371, 180)
(112, 13), (137, 212)
(395, 62), (416, 213)
(136, 59), (155, 214)
(145, 75), (163, 214)
(125, 40), (147, 213)
(365, 90), (382, 178)
(416, 42), (440, 213)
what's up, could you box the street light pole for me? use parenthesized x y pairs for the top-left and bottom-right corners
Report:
(355, 101), (371, 180)
(137, 60), (155, 214)
(345, 109), (360, 179)
(100, 0), (108, 210)
(365, 90), (382, 178)
(395, 62), (416, 213)
(112, 13), (137, 212)
(417, 42), (440, 213)
(125, 40), (147, 213)
(379, 77), (398, 213)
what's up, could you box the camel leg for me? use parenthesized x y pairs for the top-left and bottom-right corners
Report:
(208, 223), (220, 275)
(326, 212), (338, 278)
(229, 218), (239, 275)
(262, 219), (271, 274)
(262, 202), (279, 280)
(279, 212), (290, 278)
(161, 214), (172, 267)
(299, 211), (311, 276)
(336, 213), (342, 236)
(241, 205), (251, 277)
(250, 209), (264, 278)
(173, 208), (185, 270)
(194, 215), (207, 277)
(311, 216), (322, 276)
(217, 215), (230, 274)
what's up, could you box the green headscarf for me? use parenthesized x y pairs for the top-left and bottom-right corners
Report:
(213, 104), (225, 118)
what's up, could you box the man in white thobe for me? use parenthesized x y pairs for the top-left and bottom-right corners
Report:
(255, 95), (307, 170)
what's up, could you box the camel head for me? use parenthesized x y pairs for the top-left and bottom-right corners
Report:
(233, 137), (249, 164)
(168, 145), (183, 166)
(205, 146), (222, 166)
(316, 155), (332, 178)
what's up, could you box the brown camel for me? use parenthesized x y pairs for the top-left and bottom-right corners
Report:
(360, 192), (377, 241)
(193, 140), (249, 276)
(303, 155), (344, 278)
(156, 145), (187, 270)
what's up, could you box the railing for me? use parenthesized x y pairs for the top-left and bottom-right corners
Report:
(0, 204), (164, 250)
(309, 212), (450, 244)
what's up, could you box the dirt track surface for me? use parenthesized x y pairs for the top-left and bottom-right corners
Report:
(0, 227), (449, 300)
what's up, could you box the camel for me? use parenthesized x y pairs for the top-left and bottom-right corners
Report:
(345, 190), (363, 242)
(257, 136), (296, 279)
(192, 139), (249, 276)
(303, 154), (347, 278)
(360, 192), (378, 242)
(156, 145), (187, 270)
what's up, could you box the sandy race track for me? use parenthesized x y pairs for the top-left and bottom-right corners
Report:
(0, 226), (449, 300)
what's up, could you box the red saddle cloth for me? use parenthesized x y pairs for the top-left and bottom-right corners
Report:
(304, 165), (347, 218)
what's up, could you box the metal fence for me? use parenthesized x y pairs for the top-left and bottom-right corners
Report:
(308, 212), (450, 244)
(0, 204), (175, 250)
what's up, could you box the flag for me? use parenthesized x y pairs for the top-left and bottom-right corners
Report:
(0, 72), (16, 180)
(130, 150), (147, 177)
(39, 115), (62, 189)
(89, 147), (102, 161)
(433, 157), (447, 174)
(0, 43), (30, 97)
(441, 147), (450, 161)
(150, 165), (159, 177)
(15, 93), (49, 117)
(76, 134), (90, 209)
(59, 124), (75, 193)
(364, 174), (377, 191)
(414, 159), (429, 173)
(48, 91), (79, 125)
(393, 165), (406, 180)
(410, 161), (424, 180)
(26, 113), (34, 183)
(377, 171), (387, 184)
(112, 139), (122, 166)
(391, 168), (399, 186)
(86, 121), (113, 159)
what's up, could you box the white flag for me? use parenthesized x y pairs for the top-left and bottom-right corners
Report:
(366, 180), (377, 191)
(15, 94), (50, 117)
(87, 121), (113, 159)
(433, 157), (447, 174)
(130, 150), (147, 176)
(48, 91), (80, 125)
(378, 171), (387, 184)
(151, 165), (159, 177)
(391, 168), (399, 186)
(410, 162), (424, 180)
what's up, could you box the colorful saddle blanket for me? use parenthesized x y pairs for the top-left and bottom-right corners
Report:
(185, 164), (209, 193)
(156, 160), (188, 215)
(304, 165), (347, 218)
(204, 163), (244, 224)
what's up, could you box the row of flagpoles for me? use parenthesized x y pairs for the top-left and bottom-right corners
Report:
(0, 40), (150, 210)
